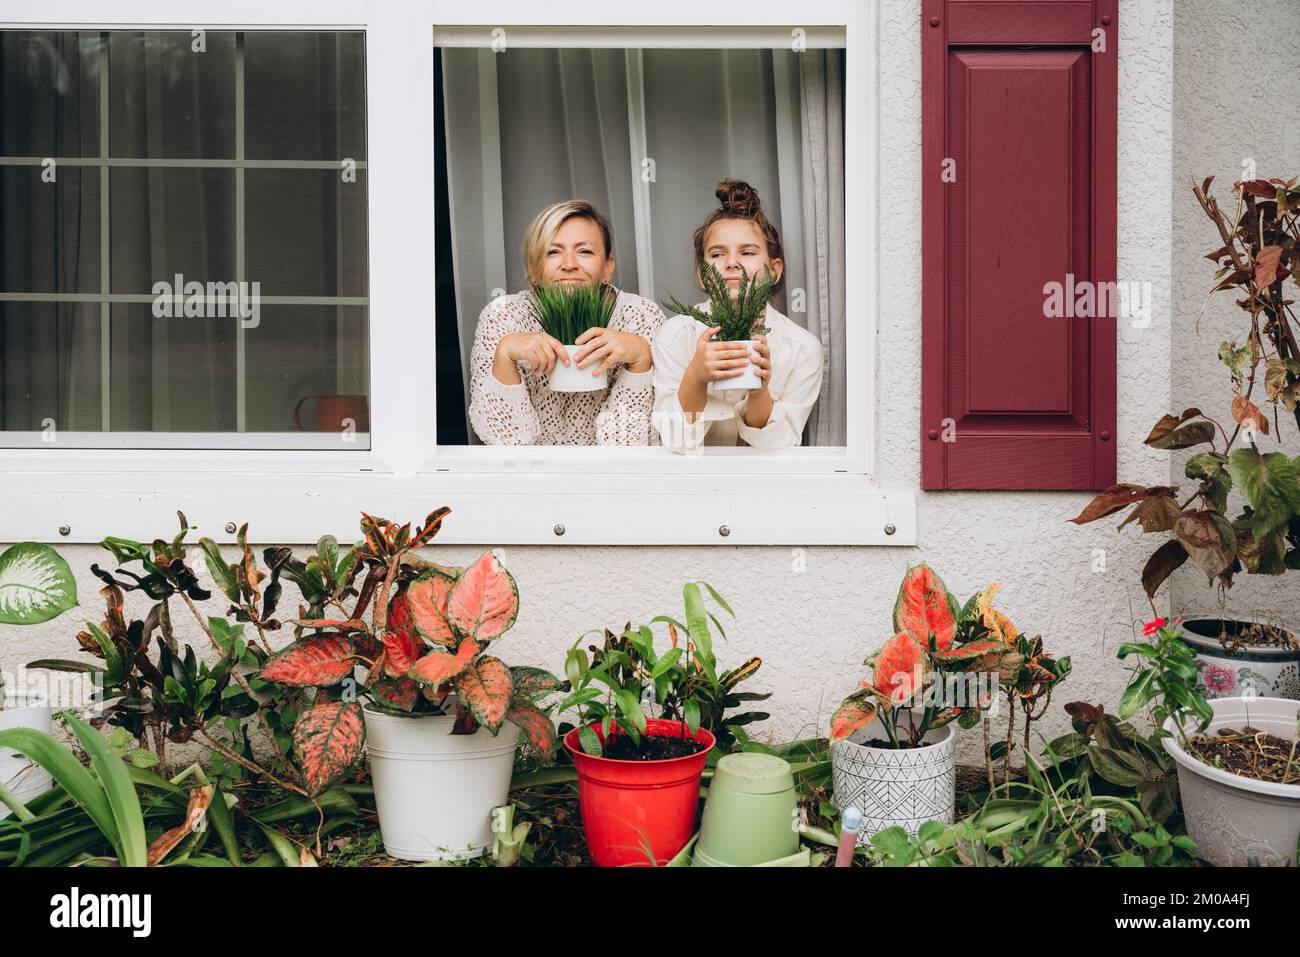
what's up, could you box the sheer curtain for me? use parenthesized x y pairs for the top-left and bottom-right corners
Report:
(441, 46), (847, 446)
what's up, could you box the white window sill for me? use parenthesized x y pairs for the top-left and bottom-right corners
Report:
(3, 469), (916, 546)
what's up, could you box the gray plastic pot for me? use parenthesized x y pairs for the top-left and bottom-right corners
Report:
(1162, 696), (1300, 867)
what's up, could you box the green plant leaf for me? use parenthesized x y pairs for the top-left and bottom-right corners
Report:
(64, 713), (148, 867)
(614, 689), (647, 735)
(0, 542), (78, 625)
(1229, 447), (1300, 535)
(1117, 669), (1157, 720)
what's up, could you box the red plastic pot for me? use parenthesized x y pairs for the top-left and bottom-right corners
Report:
(564, 718), (716, 866)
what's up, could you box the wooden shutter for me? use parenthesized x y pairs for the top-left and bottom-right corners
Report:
(921, 0), (1117, 490)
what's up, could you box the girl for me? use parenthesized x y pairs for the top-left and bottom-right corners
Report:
(468, 200), (665, 445)
(652, 180), (824, 449)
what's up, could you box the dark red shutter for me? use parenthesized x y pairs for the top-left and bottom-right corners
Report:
(921, 0), (1117, 490)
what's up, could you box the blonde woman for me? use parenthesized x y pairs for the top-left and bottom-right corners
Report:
(468, 201), (665, 445)
(652, 180), (824, 449)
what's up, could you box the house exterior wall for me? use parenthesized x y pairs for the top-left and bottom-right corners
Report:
(1, 0), (1206, 762)
(1170, 0), (1300, 625)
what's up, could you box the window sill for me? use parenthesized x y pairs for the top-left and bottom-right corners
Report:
(3, 470), (916, 546)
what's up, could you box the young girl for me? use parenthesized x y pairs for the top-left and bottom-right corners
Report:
(468, 200), (664, 445)
(652, 180), (824, 449)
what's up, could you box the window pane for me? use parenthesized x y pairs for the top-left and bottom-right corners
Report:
(0, 31), (99, 158)
(244, 32), (366, 161)
(108, 32), (236, 159)
(0, 165), (100, 293)
(245, 169), (368, 297)
(0, 302), (102, 432)
(110, 167), (236, 293)
(243, 305), (369, 436)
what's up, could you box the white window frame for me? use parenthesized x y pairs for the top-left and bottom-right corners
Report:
(1, 0), (914, 547)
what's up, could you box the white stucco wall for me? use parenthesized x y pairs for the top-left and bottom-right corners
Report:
(3, 1), (1194, 763)
(1170, 0), (1300, 625)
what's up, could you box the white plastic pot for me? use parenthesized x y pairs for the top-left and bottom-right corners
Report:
(713, 340), (761, 392)
(831, 713), (956, 842)
(0, 693), (53, 819)
(546, 345), (608, 393)
(363, 705), (519, 862)
(1162, 696), (1300, 867)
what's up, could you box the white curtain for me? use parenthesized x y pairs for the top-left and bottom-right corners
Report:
(442, 47), (847, 446)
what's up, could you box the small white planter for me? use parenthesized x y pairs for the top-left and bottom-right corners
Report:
(831, 714), (956, 842)
(363, 705), (519, 862)
(1162, 696), (1300, 867)
(713, 340), (761, 391)
(545, 345), (608, 393)
(0, 694), (53, 819)
(1179, 619), (1300, 701)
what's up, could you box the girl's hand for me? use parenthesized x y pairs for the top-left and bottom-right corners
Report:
(499, 331), (569, 376)
(573, 328), (652, 376)
(685, 326), (753, 385)
(748, 334), (772, 394)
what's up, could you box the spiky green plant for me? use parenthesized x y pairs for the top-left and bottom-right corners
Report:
(663, 260), (775, 341)
(529, 281), (617, 345)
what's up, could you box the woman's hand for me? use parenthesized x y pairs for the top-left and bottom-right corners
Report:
(685, 326), (754, 385)
(494, 331), (569, 384)
(573, 328), (652, 377)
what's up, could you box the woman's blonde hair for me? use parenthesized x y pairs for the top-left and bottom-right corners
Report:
(522, 200), (615, 283)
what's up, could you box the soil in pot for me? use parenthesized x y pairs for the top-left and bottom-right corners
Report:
(597, 732), (705, 761)
(1189, 726), (1299, 785)
(1184, 618), (1298, 652)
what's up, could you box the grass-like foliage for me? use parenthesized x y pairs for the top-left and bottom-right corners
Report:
(663, 259), (775, 341)
(530, 281), (617, 345)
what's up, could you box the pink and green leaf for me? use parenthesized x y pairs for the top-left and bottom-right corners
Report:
(259, 634), (356, 687)
(930, 639), (1008, 664)
(405, 572), (458, 648)
(446, 551), (519, 643)
(371, 676), (419, 712)
(505, 703), (557, 760)
(454, 655), (513, 733)
(508, 666), (563, 703)
(407, 637), (479, 688)
(383, 588), (427, 677)
(292, 701), (365, 795)
(830, 693), (879, 741)
(892, 564), (959, 651)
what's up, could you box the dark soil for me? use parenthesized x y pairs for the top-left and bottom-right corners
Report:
(1190, 726), (1299, 785)
(599, 733), (705, 761)
(1187, 620), (1298, 651)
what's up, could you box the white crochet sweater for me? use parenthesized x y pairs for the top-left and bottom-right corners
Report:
(468, 289), (665, 445)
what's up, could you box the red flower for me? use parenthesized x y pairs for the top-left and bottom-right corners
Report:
(1142, 617), (1167, 637)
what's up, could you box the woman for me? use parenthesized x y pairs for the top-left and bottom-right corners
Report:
(468, 200), (664, 445)
(652, 180), (824, 449)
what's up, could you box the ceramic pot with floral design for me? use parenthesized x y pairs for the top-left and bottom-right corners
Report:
(1179, 619), (1300, 701)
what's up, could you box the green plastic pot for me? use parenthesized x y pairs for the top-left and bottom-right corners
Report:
(693, 752), (805, 867)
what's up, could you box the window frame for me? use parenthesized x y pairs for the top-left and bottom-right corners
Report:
(1, 0), (913, 547)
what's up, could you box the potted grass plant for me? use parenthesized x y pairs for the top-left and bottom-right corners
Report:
(664, 260), (776, 391)
(0, 542), (77, 819)
(829, 565), (1026, 841)
(529, 280), (618, 392)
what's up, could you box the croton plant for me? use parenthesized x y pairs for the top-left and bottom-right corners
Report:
(829, 566), (1065, 749)
(259, 508), (560, 794)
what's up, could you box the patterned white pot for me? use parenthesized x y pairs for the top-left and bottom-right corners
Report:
(1162, 696), (1300, 867)
(831, 715), (956, 842)
(1180, 619), (1300, 701)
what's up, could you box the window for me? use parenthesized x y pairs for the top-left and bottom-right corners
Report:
(0, 28), (370, 449)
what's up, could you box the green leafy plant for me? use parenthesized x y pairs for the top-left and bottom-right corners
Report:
(0, 541), (78, 708)
(1116, 618), (1214, 750)
(530, 281), (617, 345)
(663, 260), (775, 341)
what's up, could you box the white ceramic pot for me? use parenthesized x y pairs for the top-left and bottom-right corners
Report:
(1162, 696), (1300, 867)
(363, 705), (519, 862)
(713, 340), (761, 391)
(545, 345), (608, 393)
(1179, 619), (1300, 701)
(831, 714), (956, 842)
(0, 694), (54, 819)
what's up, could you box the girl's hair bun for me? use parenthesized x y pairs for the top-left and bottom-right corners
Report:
(715, 178), (761, 217)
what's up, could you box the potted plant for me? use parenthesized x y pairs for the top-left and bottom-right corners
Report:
(0, 542), (78, 818)
(1119, 617), (1300, 866)
(664, 260), (776, 391)
(530, 280), (618, 392)
(1070, 175), (1300, 698)
(257, 509), (559, 861)
(829, 565), (1023, 841)
(559, 582), (737, 866)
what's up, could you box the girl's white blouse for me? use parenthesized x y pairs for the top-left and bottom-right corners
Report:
(650, 304), (824, 449)
(468, 289), (665, 446)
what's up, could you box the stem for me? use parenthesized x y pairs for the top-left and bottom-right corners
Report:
(196, 728), (308, 798)
(983, 716), (995, 790)
(1004, 695), (1016, 786)
(0, 781), (35, 822)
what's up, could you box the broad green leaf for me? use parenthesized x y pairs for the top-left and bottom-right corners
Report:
(615, 689), (647, 734)
(65, 713), (148, 867)
(1118, 670), (1157, 720)
(1229, 447), (1300, 535)
(0, 542), (78, 625)
(578, 724), (602, 758)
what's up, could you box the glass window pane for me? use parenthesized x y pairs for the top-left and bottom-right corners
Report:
(245, 169), (367, 297)
(244, 32), (366, 161)
(0, 301), (102, 432)
(110, 167), (236, 294)
(109, 303), (236, 432)
(0, 165), (100, 293)
(108, 31), (236, 159)
(244, 305), (369, 439)
(0, 31), (100, 158)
